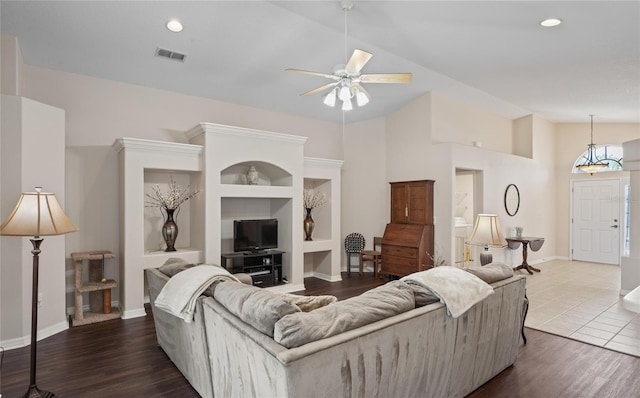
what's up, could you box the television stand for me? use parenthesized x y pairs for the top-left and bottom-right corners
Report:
(221, 250), (284, 287)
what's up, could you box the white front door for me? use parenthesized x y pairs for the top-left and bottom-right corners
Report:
(572, 179), (621, 264)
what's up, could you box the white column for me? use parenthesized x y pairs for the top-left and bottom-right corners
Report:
(621, 138), (640, 311)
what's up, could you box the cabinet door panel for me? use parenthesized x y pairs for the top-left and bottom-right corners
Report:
(390, 183), (407, 223)
(407, 181), (433, 225)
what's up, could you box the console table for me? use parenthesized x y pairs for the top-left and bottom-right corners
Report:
(506, 237), (544, 275)
(221, 250), (284, 287)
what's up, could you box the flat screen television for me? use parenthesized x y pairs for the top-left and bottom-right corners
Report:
(233, 218), (278, 252)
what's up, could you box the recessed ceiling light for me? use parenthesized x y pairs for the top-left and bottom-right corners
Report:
(540, 18), (562, 27)
(166, 19), (183, 33)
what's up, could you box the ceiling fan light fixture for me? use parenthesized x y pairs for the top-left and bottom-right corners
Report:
(354, 87), (370, 107)
(342, 97), (353, 111)
(338, 85), (351, 102)
(286, 1), (411, 112)
(323, 88), (337, 107)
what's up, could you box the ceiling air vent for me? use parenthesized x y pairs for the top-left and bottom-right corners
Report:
(155, 47), (186, 62)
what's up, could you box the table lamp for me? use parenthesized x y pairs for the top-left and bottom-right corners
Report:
(1, 187), (78, 398)
(466, 214), (506, 265)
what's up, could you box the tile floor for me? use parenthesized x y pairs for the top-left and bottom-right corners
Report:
(522, 259), (640, 357)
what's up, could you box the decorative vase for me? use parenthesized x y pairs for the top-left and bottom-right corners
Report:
(515, 226), (523, 238)
(162, 208), (178, 252)
(246, 166), (258, 185)
(303, 208), (315, 241)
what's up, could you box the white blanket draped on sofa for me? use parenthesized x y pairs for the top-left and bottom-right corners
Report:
(155, 265), (239, 322)
(401, 266), (494, 317)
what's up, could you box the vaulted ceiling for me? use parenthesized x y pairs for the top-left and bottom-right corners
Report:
(2, 1), (639, 124)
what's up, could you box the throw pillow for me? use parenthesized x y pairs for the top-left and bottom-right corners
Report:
(280, 293), (338, 312)
(158, 257), (196, 277)
(274, 281), (415, 348)
(464, 262), (514, 284)
(213, 282), (301, 337)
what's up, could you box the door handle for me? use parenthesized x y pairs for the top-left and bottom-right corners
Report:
(610, 225), (618, 228)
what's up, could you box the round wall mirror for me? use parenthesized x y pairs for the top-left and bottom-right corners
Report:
(504, 184), (520, 216)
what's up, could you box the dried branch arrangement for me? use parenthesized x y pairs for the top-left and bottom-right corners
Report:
(145, 176), (199, 210)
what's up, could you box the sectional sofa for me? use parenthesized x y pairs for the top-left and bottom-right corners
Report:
(147, 264), (526, 398)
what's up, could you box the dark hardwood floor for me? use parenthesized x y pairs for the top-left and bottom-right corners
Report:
(2, 273), (639, 397)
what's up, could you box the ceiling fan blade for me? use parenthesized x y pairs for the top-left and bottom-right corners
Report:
(345, 49), (373, 76)
(300, 82), (338, 96)
(286, 68), (337, 79)
(360, 73), (413, 84)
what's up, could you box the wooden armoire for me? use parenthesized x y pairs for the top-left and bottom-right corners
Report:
(381, 180), (435, 277)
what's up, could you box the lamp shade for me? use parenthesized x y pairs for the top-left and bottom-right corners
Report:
(1, 188), (78, 236)
(466, 214), (506, 247)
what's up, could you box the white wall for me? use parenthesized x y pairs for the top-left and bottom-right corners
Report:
(385, 93), (559, 267)
(554, 122), (639, 257)
(447, 143), (557, 266)
(431, 92), (512, 153)
(341, 117), (388, 268)
(1, 95), (68, 347)
(1, 35), (23, 96)
(386, 94), (432, 182)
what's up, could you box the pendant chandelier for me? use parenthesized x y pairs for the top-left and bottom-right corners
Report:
(575, 115), (608, 174)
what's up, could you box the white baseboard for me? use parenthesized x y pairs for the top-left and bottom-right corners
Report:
(1, 320), (69, 351)
(529, 256), (569, 265)
(303, 271), (342, 282)
(121, 307), (148, 319)
(0, 335), (29, 350)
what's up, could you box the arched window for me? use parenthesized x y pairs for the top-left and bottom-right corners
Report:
(573, 144), (623, 174)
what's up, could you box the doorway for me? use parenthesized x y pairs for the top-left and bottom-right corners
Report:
(454, 169), (480, 265)
(571, 179), (622, 264)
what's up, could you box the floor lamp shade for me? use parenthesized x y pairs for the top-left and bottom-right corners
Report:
(1, 189), (77, 236)
(466, 214), (507, 265)
(1, 187), (77, 398)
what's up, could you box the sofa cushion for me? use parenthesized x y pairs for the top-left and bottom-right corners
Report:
(158, 257), (197, 277)
(273, 281), (415, 348)
(281, 293), (338, 312)
(464, 262), (514, 284)
(213, 282), (301, 337)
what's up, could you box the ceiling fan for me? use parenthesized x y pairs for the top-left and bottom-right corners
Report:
(286, 1), (412, 111)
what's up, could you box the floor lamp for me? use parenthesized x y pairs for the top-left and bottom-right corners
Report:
(466, 214), (506, 265)
(0, 187), (77, 398)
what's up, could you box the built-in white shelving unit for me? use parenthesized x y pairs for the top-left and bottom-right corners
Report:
(114, 124), (344, 318)
(185, 122), (307, 293)
(303, 157), (343, 282)
(114, 138), (204, 319)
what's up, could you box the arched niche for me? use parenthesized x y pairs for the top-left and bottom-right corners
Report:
(220, 161), (292, 186)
